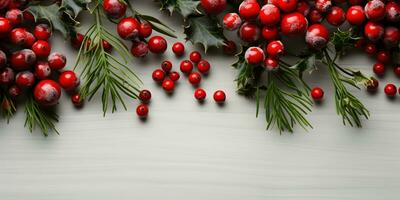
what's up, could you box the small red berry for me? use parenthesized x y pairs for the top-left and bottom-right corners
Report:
(366, 78), (379, 91)
(311, 87), (324, 101)
(346, 6), (365, 25)
(305, 24), (329, 50)
(364, 0), (385, 21)
(117, 17), (140, 40)
(102, 40), (112, 52)
(326, 6), (345, 26)
(189, 51), (202, 63)
(364, 22), (384, 42)
(5, 9), (23, 26)
(383, 27), (400, 48)
(8, 85), (22, 98)
(385, 2), (400, 23)
(33, 24), (51, 41)
(266, 40), (284, 58)
(277, 0), (298, 13)
(197, 60), (211, 74)
(24, 32), (36, 48)
(393, 65), (400, 77)
(59, 70), (80, 91)
(223, 13), (242, 30)
(169, 71), (180, 82)
(259, 4), (280, 26)
(280, 12), (308, 36)
(162, 79), (175, 92)
(364, 43), (377, 55)
(180, 60), (194, 74)
(239, 22), (260, 42)
(34, 80), (61, 106)
(261, 26), (279, 41)
(213, 90), (226, 103)
(152, 69), (165, 82)
(297, 1), (310, 16)
(136, 104), (149, 118)
(161, 60), (173, 72)
(131, 41), (149, 57)
(34, 61), (51, 80)
(264, 57), (279, 71)
(0, 17), (12, 37)
(172, 42), (185, 56)
(10, 49), (36, 70)
(139, 89), (152, 103)
(384, 83), (397, 97)
(48, 52), (67, 70)
(201, 0), (227, 14)
(373, 63), (385, 76)
(245, 47), (265, 65)
(10, 28), (28, 45)
(0, 67), (14, 86)
(376, 51), (390, 64)
(315, 0), (332, 13)
(139, 22), (152, 38)
(15, 71), (35, 88)
(188, 72), (202, 85)
(308, 9), (323, 24)
(71, 93), (83, 107)
(103, 0), (127, 19)
(194, 88), (206, 101)
(239, 0), (260, 19)
(148, 36), (167, 54)
(32, 40), (51, 57)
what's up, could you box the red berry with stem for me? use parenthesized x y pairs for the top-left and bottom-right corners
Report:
(266, 40), (284, 58)
(10, 49), (36, 70)
(376, 51), (390, 64)
(305, 24), (329, 50)
(71, 93), (83, 107)
(239, 22), (260, 42)
(148, 36), (167, 54)
(136, 104), (149, 118)
(346, 6), (365, 25)
(261, 26), (279, 41)
(213, 90), (226, 103)
(33, 23), (51, 41)
(277, 0), (298, 13)
(189, 51), (202, 63)
(326, 6), (345, 26)
(15, 71), (35, 88)
(180, 60), (194, 74)
(385, 1), (400, 23)
(223, 40), (237, 55)
(0, 17), (12, 37)
(161, 60), (173, 72)
(223, 13), (242, 30)
(384, 83), (397, 97)
(0, 67), (15, 86)
(33, 80), (61, 106)
(264, 57), (279, 71)
(152, 69), (165, 82)
(364, 22), (384, 42)
(172, 42), (185, 56)
(310, 87), (324, 101)
(10, 28), (28, 45)
(162, 79), (175, 92)
(315, 0), (331, 13)
(200, 0), (227, 14)
(139, 22), (152, 38)
(169, 71), (180, 82)
(117, 17), (140, 40)
(383, 27), (400, 47)
(188, 72), (202, 85)
(48, 52), (66, 70)
(5, 9), (22, 26)
(245, 47), (265, 65)
(239, 0), (260, 19)
(365, 43), (377, 55)
(32, 40), (51, 57)
(59, 70), (80, 91)
(34, 61), (51, 80)
(393, 65), (400, 77)
(364, 0), (385, 21)
(139, 89), (152, 103)
(280, 12), (308, 36)
(308, 9), (323, 24)
(197, 60), (211, 74)
(373, 63), (385, 76)
(259, 4), (280, 26)
(130, 41), (149, 57)
(366, 78), (379, 91)
(103, 0), (127, 19)
(194, 88), (206, 101)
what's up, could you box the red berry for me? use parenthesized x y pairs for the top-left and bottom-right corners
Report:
(10, 49), (36, 70)
(373, 63), (385, 76)
(34, 24), (51, 41)
(384, 83), (397, 97)
(266, 40), (284, 58)
(383, 27), (400, 47)
(152, 69), (165, 82)
(376, 51), (390, 64)
(280, 12), (308, 36)
(365, 43), (377, 55)
(8, 85), (22, 98)
(102, 40), (112, 52)
(364, 22), (384, 42)
(34, 61), (51, 79)
(48, 52), (67, 70)
(213, 90), (226, 103)
(15, 71), (35, 88)
(223, 40), (237, 55)
(239, 0), (260, 19)
(136, 103), (149, 118)
(188, 72), (202, 85)
(117, 17), (140, 40)
(277, 0), (298, 13)
(71, 33), (84, 49)
(130, 41), (149, 57)
(310, 87), (324, 100)
(308, 9), (323, 24)
(315, 0), (332, 13)
(201, 0), (227, 14)
(197, 60), (211, 74)
(393, 65), (400, 77)
(10, 28), (28, 45)
(245, 47), (265, 65)
(0, 67), (15, 86)
(239, 22), (260, 42)
(385, 1), (400, 23)
(22, 11), (34, 22)
(264, 57), (279, 71)
(305, 24), (329, 50)
(34, 80), (61, 106)
(366, 78), (379, 91)
(261, 26), (279, 41)
(189, 51), (202, 63)
(346, 6), (365, 25)
(148, 36), (167, 54)
(180, 60), (194, 74)
(194, 88), (206, 100)
(364, 0), (385, 21)
(161, 60), (173, 72)
(59, 70), (80, 91)
(32, 40), (51, 57)
(169, 71), (180, 82)
(139, 89), (152, 103)
(139, 22), (152, 38)
(162, 79), (175, 92)
(259, 4), (280, 26)
(103, 0), (127, 19)
(71, 93), (83, 107)
(326, 6), (345, 26)
(0, 17), (12, 37)
(5, 9), (22, 26)
(223, 13), (242, 30)
(297, 1), (310, 16)
(172, 42), (185, 56)
(24, 32), (36, 48)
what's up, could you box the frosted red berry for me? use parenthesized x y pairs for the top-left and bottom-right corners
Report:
(34, 80), (61, 106)
(280, 12), (308, 36)
(366, 78), (379, 91)
(5, 9), (22, 26)
(8, 85), (22, 98)
(364, 0), (385, 21)
(385, 2), (400, 23)
(297, 1), (310, 16)
(223, 13), (242, 30)
(310, 87), (324, 101)
(315, 0), (331, 13)
(148, 36), (167, 54)
(117, 17), (140, 40)
(172, 42), (185, 56)
(180, 60), (194, 74)
(245, 47), (265, 65)
(59, 70), (80, 91)
(259, 4), (280, 26)
(10, 49), (36, 70)
(0, 67), (14, 86)
(34, 24), (51, 41)
(201, 0), (227, 14)
(131, 41), (149, 57)
(103, 0), (127, 19)
(305, 24), (329, 50)
(10, 28), (28, 45)
(239, 0), (260, 19)
(71, 33), (84, 49)
(213, 90), (226, 103)
(34, 61), (51, 80)
(15, 70), (35, 88)
(194, 88), (206, 101)
(48, 52), (66, 70)
(264, 57), (279, 71)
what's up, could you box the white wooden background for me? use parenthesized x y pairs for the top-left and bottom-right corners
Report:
(1, 2), (400, 200)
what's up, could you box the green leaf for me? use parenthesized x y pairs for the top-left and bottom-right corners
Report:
(290, 54), (317, 75)
(184, 16), (225, 52)
(159, 0), (200, 18)
(60, 0), (91, 21)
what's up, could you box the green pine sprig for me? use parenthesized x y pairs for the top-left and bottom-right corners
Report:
(24, 94), (59, 136)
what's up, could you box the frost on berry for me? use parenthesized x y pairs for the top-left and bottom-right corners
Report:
(306, 32), (327, 50)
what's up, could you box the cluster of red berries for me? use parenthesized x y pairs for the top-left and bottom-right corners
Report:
(0, 2), (82, 113)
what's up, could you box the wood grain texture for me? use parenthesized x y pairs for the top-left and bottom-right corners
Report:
(1, 2), (400, 200)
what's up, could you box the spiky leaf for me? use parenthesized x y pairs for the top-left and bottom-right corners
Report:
(60, 0), (91, 21)
(159, 0), (200, 18)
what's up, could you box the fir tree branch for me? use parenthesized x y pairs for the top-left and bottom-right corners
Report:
(24, 94), (59, 136)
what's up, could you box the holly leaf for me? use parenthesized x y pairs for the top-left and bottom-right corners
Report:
(28, 3), (76, 38)
(184, 16), (225, 52)
(159, 0), (200, 18)
(233, 48), (263, 96)
(290, 54), (317, 77)
(60, 0), (91, 21)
